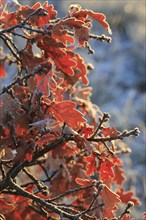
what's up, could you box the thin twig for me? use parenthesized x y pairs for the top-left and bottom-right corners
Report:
(87, 128), (140, 143)
(0, 65), (43, 96)
(0, 8), (43, 35)
(0, 34), (21, 61)
(8, 179), (77, 219)
(89, 112), (110, 139)
(49, 184), (94, 202)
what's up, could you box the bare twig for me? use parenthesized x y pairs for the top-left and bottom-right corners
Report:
(0, 34), (21, 61)
(0, 8), (42, 35)
(0, 65), (43, 96)
(87, 128), (140, 143)
(118, 201), (134, 219)
(49, 184), (94, 202)
(89, 112), (110, 139)
(8, 179), (77, 219)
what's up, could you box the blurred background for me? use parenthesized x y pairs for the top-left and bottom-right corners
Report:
(2, 0), (146, 218)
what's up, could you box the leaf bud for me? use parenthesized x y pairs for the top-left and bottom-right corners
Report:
(87, 63), (94, 70)
(126, 210), (131, 214)
(133, 127), (140, 136)
(2, 85), (8, 92)
(127, 201), (134, 208)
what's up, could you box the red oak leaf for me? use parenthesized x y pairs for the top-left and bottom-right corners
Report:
(19, 2), (57, 28)
(0, 58), (6, 78)
(142, 212), (146, 220)
(0, 199), (14, 213)
(87, 10), (112, 34)
(64, 52), (88, 85)
(75, 178), (95, 202)
(53, 29), (75, 45)
(102, 206), (118, 219)
(98, 159), (115, 181)
(36, 73), (50, 96)
(73, 52), (88, 85)
(69, 5), (112, 34)
(20, 42), (44, 71)
(31, 2), (41, 9)
(120, 214), (131, 220)
(85, 153), (97, 176)
(14, 139), (35, 163)
(75, 178), (93, 187)
(64, 143), (80, 157)
(80, 124), (94, 138)
(73, 134), (88, 150)
(49, 101), (86, 130)
(102, 127), (121, 137)
(42, 1), (57, 20)
(0, 11), (18, 28)
(63, 53), (89, 87)
(37, 37), (76, 75)
(75, 25), (90, 46)
(112, 155), (123, 166)
(116, 188), (141, 205)
(51, 86), (67, 102)
(54, 17), (84, 30)
(101, 185), (121, 210)
(112, 166), (126, 185)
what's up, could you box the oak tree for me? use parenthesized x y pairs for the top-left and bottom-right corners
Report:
(0, 1), (144, 219)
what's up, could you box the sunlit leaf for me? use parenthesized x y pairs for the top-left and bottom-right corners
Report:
(117, 188), (141, 206)
(49, 101), (86, 129)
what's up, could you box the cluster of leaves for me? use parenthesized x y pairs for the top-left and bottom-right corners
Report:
(0, 1), (145, 220)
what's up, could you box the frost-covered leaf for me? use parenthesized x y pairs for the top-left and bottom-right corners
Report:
(69, 4), (112, 34)
(0, 58), (6, 78)
(0, 94), (21, 127)
(102, 127), (121, 137)
(98, 159), (115, 181)
(49, 101), (86, 129)
(85, 153), (97, 176)
(101, 185), (121, 210)
(112, 166), (126, 185)
(116, 188), (141, 205)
